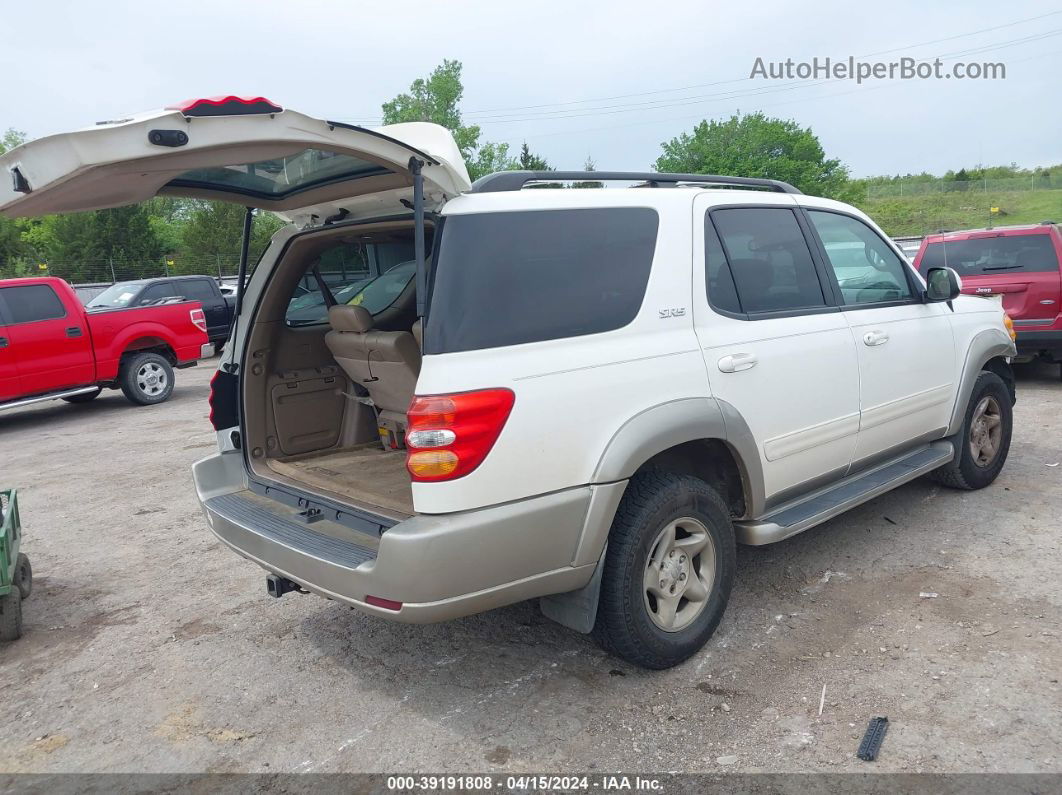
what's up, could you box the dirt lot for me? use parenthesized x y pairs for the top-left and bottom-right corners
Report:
(1, 359), (1060, 774)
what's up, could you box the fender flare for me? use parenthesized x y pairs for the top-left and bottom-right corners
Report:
(541, 397), (766, 634)
(947, 328), (1016, 435)
(590, 396), (765, 518)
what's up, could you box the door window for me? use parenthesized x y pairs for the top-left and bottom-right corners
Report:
(0, 284), (67, 324)
(138, 283), (177, 305)
(808, 211), (914, 305)
(710, 208), (826, 315)
(704, 216), (742, 314)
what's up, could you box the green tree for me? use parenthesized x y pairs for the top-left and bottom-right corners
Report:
(22, 205), (165, 281)
(0, 128), (26, 154)
(381, 59), (481, 164)
(0, 129), (29, 275)
(655, 112), (852, 199)
(178, 202), (282, 276)
(380, 59), (517, 182)
(467, 142), (518, 182)
(517, 141), (550, 171)
(570, 156), (602, 189)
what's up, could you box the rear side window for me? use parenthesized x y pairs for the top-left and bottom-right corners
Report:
(711, 208), (825, 314)
(918, 234), (1060, 275)
(175, 279), (217, 302)
(0, 284), (66, 324)
(425, 208), (658, 353)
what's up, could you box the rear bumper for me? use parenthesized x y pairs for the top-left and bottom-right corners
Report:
(174, 341), (211, 365)
(1015, 330), (1062, 359)
(192, 451), (604, 622)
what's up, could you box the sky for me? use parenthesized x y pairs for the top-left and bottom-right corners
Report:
(2, 0), (1060, 178)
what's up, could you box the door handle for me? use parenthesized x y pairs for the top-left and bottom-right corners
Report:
(863, 330), (889, 347)
(0, 336), (7, 348)
(66, 327), (83, 338)
(718, 352), (757, 373)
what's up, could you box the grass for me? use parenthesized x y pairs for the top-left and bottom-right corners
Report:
(855, 189), (1062, 237)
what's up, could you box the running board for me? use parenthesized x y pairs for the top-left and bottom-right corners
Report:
(735, 441), (955, 546)
(0, 386), (100, 412)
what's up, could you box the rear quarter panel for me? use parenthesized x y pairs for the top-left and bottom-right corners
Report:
(86, 301), (207, 378)
(413, 192), (708, 515)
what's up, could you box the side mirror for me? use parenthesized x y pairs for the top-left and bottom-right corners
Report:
(925, 267), (961, 303)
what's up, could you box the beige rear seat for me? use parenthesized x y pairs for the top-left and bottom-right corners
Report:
(325, 305), (420, 430)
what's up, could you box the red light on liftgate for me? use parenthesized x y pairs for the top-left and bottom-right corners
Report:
(166, 96), (283, 117)
(365, 595), (403, 611)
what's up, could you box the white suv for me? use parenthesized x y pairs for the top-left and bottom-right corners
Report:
(0, 101), (1017, 669)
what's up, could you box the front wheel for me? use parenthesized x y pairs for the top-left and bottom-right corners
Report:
(119, 352), (175, 406)
(593, 471), (736, 670)
(930, 370), (1013, 490)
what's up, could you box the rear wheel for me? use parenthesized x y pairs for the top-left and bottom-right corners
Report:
(62, 387), (102, 404)
(0, 588), (22, 641)
(930, 371), (1013, 490)
(593, 471), (736, 669)
(14, 553), (32, 599)
(119, 352), (174, 406)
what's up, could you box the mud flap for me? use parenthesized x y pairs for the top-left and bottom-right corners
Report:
(539, 545), (606, 634)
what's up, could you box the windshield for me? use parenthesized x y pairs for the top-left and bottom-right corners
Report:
(918, 234), (1059, 275)
(86, 282), (141, 308)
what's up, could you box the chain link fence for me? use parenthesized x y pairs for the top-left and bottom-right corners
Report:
(866, 175), (1061, 199)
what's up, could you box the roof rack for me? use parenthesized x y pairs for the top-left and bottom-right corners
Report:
(469, 170), (802, 194)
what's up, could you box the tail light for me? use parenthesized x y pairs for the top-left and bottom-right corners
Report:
(190, 308), (208, 333)
(405, 389), (515, 481)
(1003, 312), (1017, 341)
(166, 95), (283, 117)
(208, 370), (239, 430)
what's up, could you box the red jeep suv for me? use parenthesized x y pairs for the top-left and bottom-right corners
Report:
(914, 223), (1062, 373)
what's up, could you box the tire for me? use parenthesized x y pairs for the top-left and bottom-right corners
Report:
(930, 371), (1013, 490)
(14, 553), (31, 599)
(0, 588), (22, 641)
(593, 471), (736, 670)
(119, 352), (174, 406)
(62, 387), (102, 404)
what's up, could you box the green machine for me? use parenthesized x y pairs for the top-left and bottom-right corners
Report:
(1, 489), (32, 641)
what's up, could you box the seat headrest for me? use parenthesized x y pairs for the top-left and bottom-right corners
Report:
(328, 304), (373, 333)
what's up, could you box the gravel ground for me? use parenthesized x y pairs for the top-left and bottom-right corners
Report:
(1, 358), (1060, 774)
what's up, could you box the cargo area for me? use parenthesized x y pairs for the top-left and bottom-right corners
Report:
(265, 443), (413, 517)
(239, 220), (430, 520)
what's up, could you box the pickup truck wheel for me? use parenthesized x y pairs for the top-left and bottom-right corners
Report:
(62, 387), (102, 404)
(0, 588), (22, 641)
(119, 352), (174, 406)
(14, 553), (32, 600)
(930, 371), (1012, 490)
(593, 471), (735, 670)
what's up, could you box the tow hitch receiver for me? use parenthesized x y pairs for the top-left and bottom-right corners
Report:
(266, 574), (304, 598)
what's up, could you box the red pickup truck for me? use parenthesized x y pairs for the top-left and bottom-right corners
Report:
(0, 277), (211, 410)
(913, 222), (1062, 374)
